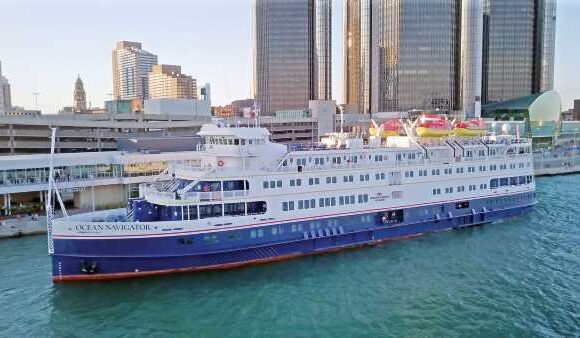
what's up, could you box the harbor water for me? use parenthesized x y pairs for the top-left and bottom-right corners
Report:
(0, 175), (578, 337)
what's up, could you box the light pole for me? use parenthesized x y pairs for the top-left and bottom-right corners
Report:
(88, 174), (95, 211)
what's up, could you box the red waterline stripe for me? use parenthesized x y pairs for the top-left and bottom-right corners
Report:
(54, 189), (533, 240)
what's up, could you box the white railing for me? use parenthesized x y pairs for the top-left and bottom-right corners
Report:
(144, 186), (249, 204)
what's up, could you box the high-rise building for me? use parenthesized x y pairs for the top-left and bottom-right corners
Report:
(73, 76), (87, 112)
(574, 99), (580, 121)
(345, 0), (483, 116)
(344, 0), (371, 114)
(482, 0), (557, 103)
(112, 41), (158, 101)
(0, 61), (11, 115)
(253, 0), (331, 115)
(148, 65), (197, 100)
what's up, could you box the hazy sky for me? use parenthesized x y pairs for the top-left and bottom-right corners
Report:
(1, 0), (578, 113)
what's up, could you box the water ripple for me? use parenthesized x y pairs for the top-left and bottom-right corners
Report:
(0, 175), (579, 337)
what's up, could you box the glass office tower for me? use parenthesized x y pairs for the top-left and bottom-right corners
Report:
(482, 0), (557, 104)
(253, 0), (331, 115)
(375, 0), (461, 113)
(345, 0), (483, 115)
(459, 0), (484, 118)
(344, 0), (372, 114)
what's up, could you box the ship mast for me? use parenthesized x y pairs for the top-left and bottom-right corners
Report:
(46, 128), (68, 254)
(46, 128), (56, 254)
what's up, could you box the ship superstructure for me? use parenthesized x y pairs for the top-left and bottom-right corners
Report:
(50, 123), (536, 281)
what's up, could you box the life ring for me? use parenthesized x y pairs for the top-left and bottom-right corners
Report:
(217, 160), (225, 167)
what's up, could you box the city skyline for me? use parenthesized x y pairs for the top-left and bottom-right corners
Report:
(1, 0), (579, 113)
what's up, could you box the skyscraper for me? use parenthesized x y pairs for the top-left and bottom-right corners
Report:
(253, 0), (331, 115)
(73, 76), (87, 112)
(344, 0), (371, 114)
(345, 0), (483, 116)
(148, 65), (197, 100)
(112, 41), (158, 101)
(0, 61), (10, 114)
(482, 0), (557, 103)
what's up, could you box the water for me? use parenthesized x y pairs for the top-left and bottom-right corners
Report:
(1, 176), (579, 337)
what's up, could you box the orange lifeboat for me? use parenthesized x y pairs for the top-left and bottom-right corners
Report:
(369, 120), (401, 138)
(454, 119), (487, 137)
(416, 114), (453, 137)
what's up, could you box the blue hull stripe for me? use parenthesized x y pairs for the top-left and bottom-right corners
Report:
(52, 194), (535, 281)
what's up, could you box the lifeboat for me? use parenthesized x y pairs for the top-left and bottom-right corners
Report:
(454, 119), (487, 137)
(369, 120), (401, 138)
(415, 114), (453, 137)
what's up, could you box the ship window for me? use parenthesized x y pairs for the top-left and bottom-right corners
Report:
(283, 202), (288, 211)
(298, 200), (304, 209)
(187, 206), (198, 220)
(319, 198), (325, 207)
(199, 204), (223, 219)
(247, 201), (267, 215)
(288, 201), (294, 211)
(224, 202), (245, 216)
(330, 197), (336, 206)
(304, 199), (310, 209)
(223, 180), (248, 191)
(269, 181), (276, 189)
(350, 195), (355, 204)
(382, 209), (404, 224)
(193, 181), (221, 192)
(339, 196), (344, 205)
(263, 181), (269, 189)
(296, 179), (302, 186)
(277, 180), (282, 188)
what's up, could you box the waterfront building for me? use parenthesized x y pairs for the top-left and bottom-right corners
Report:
(0, 113), (210, 155)
(344, 0), (483, 117)
(148, 65), (197, 100)
(481, 90), (561, 147)
(482, 0), (557, 103)
(112, 41), (158, 101)
(213, 105), (236, 118)
(144, 98), (211, 117)
(105, 99), (143, 113)
(0, 149), (203, 215)
(73, 76), (87, 113)
(253, 0), (331, 115)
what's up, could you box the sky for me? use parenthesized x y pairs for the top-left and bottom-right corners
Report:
(0, 0), (578, 113)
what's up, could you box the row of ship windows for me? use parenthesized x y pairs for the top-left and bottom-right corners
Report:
(284, 152), (423, 167)
(282, 194), (370, 211)
(179, 201), (268, 220)
(405, 162), (529, 178)
(194, 194), (537, 245)
(267, 174), (386, 189)
(433, 184), (488, 195)
(184, 192), (536, 245)
(265, 162), (531, 190)
(431, 175), (533, 196)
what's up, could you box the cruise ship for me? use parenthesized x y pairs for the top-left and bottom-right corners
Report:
(49, 121), (536, 282)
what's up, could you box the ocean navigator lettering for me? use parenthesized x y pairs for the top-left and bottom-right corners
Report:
(75, 223), (152, 233)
